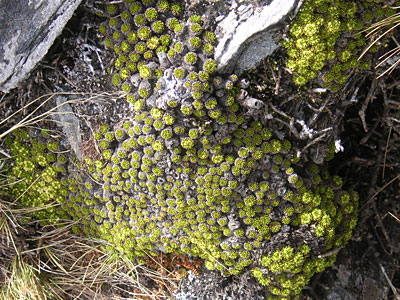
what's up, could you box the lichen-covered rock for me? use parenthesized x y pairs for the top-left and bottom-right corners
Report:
(1, 1), (361, 299)
(214, 0), (298, 74)
(0, 0), (82, 92)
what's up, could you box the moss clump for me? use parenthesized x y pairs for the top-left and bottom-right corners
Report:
(283, 0), (397, 89)
(1, 1), (361, 299)
(1, 130), (71, 224)
(91, 2), (359, 297)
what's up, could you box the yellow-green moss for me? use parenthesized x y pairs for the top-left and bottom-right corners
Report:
(0, 1), (364, 299)
(283, 0), (398, 89)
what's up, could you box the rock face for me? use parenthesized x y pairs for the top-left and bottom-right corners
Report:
(54, 96), (82, 161)
(174, 269), (269, 300)
(214, 0), (298, 74)
(0, 0), (82, 93)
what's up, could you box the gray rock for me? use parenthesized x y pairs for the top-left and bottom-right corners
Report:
(235, 31), (278, 74)
(174, 269), (268, 300)
(325, 286), (356, 300)
(322, 260), (390, 300)
(53, 95), (82, 160)
(0, 0), (82, 93)
(214, 0), (298, 75)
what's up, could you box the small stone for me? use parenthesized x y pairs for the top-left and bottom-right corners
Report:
(214, 0), (298, 74)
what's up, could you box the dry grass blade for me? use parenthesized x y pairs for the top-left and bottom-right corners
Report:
(0, 214), (18, 256)
(359, 8), (400, 78)
(0, 198), (28, 253)
(388, 212), (400, 223)
(27, 224), (176, 299)
(1, 256), (47, 300)
(375, 39), (400, 78)
(0, 91), (125, 140)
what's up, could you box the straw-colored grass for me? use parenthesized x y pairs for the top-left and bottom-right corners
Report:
(359, 7), (400, 78)
(0, 196), (182, 300)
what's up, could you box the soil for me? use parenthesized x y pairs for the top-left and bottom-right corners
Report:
(0, 1), (399, 300)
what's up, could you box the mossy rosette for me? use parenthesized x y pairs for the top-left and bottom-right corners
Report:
(282, 0), (398, 90)
(0, 1), (359, 299)
(0, 129), (71, 223)
(0, 129), (97, 232)
(91, 1), (359, 298)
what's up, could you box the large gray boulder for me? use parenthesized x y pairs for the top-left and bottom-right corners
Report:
(0, 0), (82, 93)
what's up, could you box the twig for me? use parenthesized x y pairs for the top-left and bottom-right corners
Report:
(379, 82), (391, 181)
(360, 117), (380, 144)
(380, 263), (400, 300)
(359, 77), (378, 132)
(372, 202), (392, 255)
(267, 103), (301, 139)
(317, 246), (343, 259)
(360, 172), (400, 210)
(39, 63), (78, 88)
(307, 95), (333, 127)
(359, 137), (384, 228)
(301, 132), (328, 154)
(275, 67), (281, 96)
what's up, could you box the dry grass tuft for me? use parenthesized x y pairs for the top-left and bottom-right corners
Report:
(0, 196), (188, 300)
(359, 7), (400, 78)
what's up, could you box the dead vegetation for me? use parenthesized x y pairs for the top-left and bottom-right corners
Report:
(0, 195), (205, 300)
